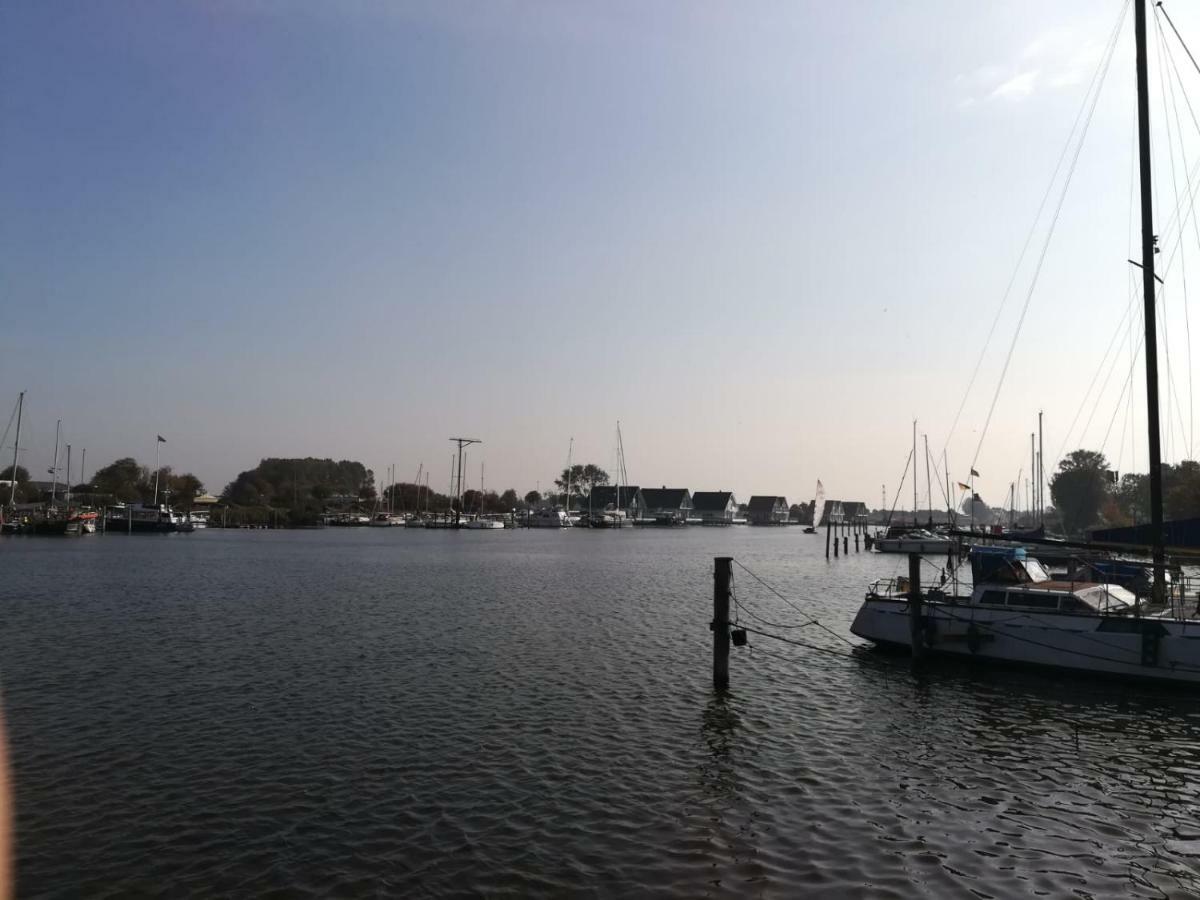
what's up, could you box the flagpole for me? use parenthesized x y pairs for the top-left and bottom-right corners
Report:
(154, 439), (161, 508)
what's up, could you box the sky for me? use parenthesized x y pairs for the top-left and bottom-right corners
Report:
(4, 0), (1200, 511)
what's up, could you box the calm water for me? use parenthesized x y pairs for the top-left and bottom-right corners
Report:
(4, 527), (1200, 898)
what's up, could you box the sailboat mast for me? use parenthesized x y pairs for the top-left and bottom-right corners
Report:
(566, 437), (574, 513)
(912, 420), (918, 526)
(1135, 0), (1166, 600)
(1038, 411), (1045, 527)
(50, 419), (61, 506)
(923, 434), (932, 526)
(1030, 434), (1036, 526)
(9, 392), (23, 508)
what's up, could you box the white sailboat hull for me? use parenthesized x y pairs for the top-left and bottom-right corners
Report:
(873, 537), (954, 554)
(851, 597), (1200, 684)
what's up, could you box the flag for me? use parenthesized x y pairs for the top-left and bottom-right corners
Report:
(969, 467), (980, 477)
(956, 482), (971, 491)
(157, 435), (166, 443)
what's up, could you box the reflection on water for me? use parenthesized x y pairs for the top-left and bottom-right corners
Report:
(2, 527), (1200, 897)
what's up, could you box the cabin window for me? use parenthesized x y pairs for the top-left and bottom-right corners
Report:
(1006, 593), (1059, 610)
(1060, 596), (1091, 613)
(980, 590), (1007, 605)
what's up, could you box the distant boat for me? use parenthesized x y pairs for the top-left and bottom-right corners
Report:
(104, 503), (181, 534)
(804, 480), (825, 534)
(529, 507), (572, 528)
(464, 515), (505, 530)
(871, 528), (953, 554)
(369, 512), (406, 527)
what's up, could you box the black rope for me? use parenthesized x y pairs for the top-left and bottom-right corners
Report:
(731, 558), (858, 647)
(740, 625), (866, 661)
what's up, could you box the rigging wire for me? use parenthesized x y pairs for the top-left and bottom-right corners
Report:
(969, 2), (1127, 476)
(941, 1), (1131, 465)
(1156, 6), (1199, 458)
(1154, 14), (1181, 461)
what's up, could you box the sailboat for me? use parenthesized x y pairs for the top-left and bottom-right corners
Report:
(872, 422), (953, 554)
(803, 480), (825, 534)
(850, 0), (1200, 684)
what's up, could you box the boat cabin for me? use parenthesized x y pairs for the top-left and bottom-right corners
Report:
(968, 546), (1136, 615)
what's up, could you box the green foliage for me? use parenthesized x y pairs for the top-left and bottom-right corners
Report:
(524, 490), (542, 506)
(223, 458), (370, 507)
(554, 464), (609, 497)
(88, 457), (203, 505)
(1050, 450), (1110, 537)
(0, 465), (29, 483)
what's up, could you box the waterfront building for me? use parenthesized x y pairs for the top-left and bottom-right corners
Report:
(640, 487), (693, 525)
(587, 485), (647, 521)
(691, 491), (737, 524)
(747, 495), (789, 525)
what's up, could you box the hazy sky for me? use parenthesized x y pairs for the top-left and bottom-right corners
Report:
(5, 0), (1200, 510)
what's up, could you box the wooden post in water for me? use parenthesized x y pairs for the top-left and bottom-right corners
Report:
(834, 526), (840, 556)
(907, 552), (924, 661)
(713, 557), (732, 689)
(854, 532), (859, 552)
(843, 534), (848, 554)
(825, 518), (832, 559)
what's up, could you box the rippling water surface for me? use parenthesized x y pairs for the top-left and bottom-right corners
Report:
(4, 527), (1200, 897)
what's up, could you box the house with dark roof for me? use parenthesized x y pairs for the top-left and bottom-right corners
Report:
(692, 491), (738, 524)
(819, 500), (870, 525)
(747, 495), (789, 525)
(640, 487), (693, 525)
(587, 485), (646, 520)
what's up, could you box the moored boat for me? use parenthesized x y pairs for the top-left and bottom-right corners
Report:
(850, 546), (1200, 684)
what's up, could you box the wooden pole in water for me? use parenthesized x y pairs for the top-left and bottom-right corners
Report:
(713, 557), (732, 689)
(825, 516), (831, 559)
(908, 552), (924, 660)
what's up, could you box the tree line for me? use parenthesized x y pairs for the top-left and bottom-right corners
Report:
(1050, 449), (1200, 536)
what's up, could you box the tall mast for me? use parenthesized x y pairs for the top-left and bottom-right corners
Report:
(449, 437), (481, 526)
(912, 419), (918, 526)
(8, 392), (23, 507)
(565, 437), (574, 514)
(66, 444), (71, 507)
(50, 419), (61, 506)
(1135, 0), (1166, 601)
(1030, 433), (1036, 526)
(923, 434), (932, 526)
(1038, 411), (1045, 526)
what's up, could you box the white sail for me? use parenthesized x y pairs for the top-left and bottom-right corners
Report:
(811, 480), (825, 527)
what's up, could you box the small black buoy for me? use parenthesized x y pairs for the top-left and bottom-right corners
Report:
(731, 628), (748, 647)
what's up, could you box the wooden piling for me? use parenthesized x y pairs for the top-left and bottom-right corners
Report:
(834, 528), (840, 556)
(843, 535), (849, 554)
(825, 518), (831, 559)
(908, 552), (924, 660)
(713, 557), (732, 689)
(854, 532), (859, 552)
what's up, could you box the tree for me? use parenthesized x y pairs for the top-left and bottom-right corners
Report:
(555, 464), (609, 498)
(499, 488), (520, 509)
(92, 457), (151, 502)
(524, 490), (542, 506)
(1050, 450), (1110, 537)
(167, 473), (204, 509)
(0, 465), (28, 483)
(1165, 460), (1200, 520)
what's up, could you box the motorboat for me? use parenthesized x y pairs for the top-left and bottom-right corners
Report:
(529, 508), (572, 528)
(872, 528), (954, 554)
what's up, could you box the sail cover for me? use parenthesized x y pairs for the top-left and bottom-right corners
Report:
(812, 480), (825, 527)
